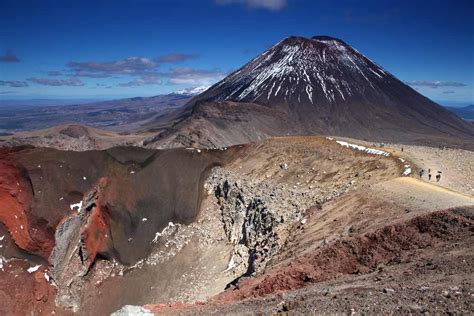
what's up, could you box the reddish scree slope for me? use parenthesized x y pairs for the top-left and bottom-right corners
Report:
(0, 149), (54, 259)
(80, 177), (114, 266)
(212, 209), (473, 302)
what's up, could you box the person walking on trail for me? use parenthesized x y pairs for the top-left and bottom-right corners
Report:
(419, 169), (424, 178)
(428, 173), (432, 181)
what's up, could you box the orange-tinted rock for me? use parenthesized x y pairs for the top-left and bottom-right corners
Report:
(0, 151), (54, 259)
(80, 177), (112, 266)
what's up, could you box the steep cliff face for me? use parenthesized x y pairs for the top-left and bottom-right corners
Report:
(50, 177), (114, 311)
(0, 148), (55, 260)
(0, 145), (242, 313)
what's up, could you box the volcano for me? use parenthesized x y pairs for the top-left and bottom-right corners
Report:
(144, 35), (474, 149)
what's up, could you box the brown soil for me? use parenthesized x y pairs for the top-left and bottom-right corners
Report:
(212, 208), (473, 302)
(0, 136), (472, 315)
(0, 259), (58, 315)
(144, 207), (474, 315)
(0, 124), (151, 151)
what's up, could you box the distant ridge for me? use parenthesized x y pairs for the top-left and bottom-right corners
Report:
(445, 105), (474, 121)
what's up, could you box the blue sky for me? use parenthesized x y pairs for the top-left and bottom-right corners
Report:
(0, 0), (473, 106)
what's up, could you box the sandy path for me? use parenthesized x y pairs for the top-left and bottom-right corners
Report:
(372, 177), (474, 211)
(335, 136), (474, 196)
(390, 144), (474, 196)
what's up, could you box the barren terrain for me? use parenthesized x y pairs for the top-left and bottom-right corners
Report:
(0, 136), (473, 315)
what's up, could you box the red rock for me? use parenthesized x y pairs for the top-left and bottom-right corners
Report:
(80, 177), (111, 266)
(0, 151), (54, 259)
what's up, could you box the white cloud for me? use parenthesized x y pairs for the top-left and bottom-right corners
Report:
(405, 80), (467, 89)
(27, 77), (84, 87)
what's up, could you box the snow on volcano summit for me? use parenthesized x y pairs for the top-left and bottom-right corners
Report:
(199, 35), (393, 105)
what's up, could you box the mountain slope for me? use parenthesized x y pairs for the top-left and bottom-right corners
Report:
(143, 35), (474, 149)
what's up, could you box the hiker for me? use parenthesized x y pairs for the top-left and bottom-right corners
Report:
(401, 147), (404, 152)
(419, 169), (424, 178)
(428, 173), (432, 181)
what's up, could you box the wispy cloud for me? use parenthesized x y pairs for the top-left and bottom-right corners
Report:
(67, 57), (158, 78)
(118, 78), (161, 87)
(0, 50), (20, 63)
(442, 90), (455, 94)
(405, 80), (467, 89)
(40, 53), (219, 88)
(215, 0), (287, 11)
(118, 67), (226, 87)
(0, 80), (28, 87)
(156, 53), (197, 63)
(67, 53), (196, 78)
(47, 71), (63, 76)
(27, 77), (85, 86)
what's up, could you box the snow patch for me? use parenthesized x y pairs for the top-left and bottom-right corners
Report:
(27, 264), (41, 273)
(224, 254), (236, 272)
(70, 201), (82, 212)
(402, 165), (412, 176)
(398, 158), (412, 176)
(305, 84), (313, 103)
(186, 147), (202, 153)
(335, 140), (390, 157)
(152, 222), (176, 243)
(369, 68), (383, 79)
(111, 305), (153, 316)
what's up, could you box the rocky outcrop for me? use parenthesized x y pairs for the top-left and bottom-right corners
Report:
(209, 167), (343, 281)
(50, 176), (112, 311)
(213, 207), (474, 302)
